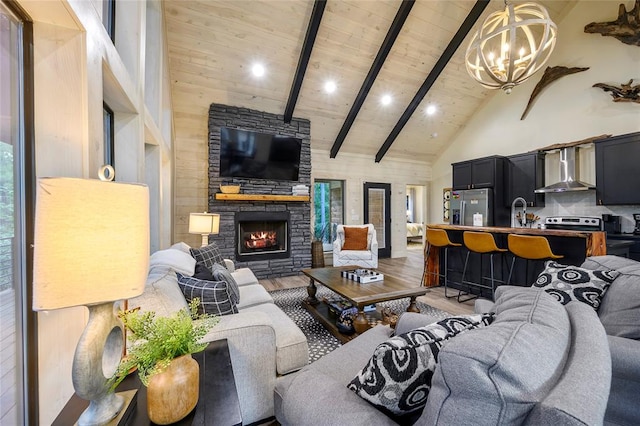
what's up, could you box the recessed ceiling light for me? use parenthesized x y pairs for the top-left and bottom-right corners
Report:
(426, 105), (437, 115)
(252, 63), (265, 77)
(381, 94), (392, 106)
(324, 81), (337, 94)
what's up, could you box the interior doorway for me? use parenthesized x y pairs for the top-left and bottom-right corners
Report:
(364, 182), (391, 258)
(406, 184), (427, 251)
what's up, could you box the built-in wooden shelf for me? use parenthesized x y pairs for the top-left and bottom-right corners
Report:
(215, 193), (310, 202)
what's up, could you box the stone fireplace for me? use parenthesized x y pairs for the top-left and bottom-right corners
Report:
(206, 103), (312, 279)
(235, 211), (290, 262)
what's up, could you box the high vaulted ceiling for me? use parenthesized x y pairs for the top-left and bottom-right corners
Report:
(164, 0), (576, 163)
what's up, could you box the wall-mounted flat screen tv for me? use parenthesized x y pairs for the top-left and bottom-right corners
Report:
(219, 127), (302, 181)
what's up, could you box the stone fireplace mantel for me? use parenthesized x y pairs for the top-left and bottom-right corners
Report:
(215, 194), (310, 202)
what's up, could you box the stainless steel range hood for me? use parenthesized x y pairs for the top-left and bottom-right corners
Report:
(535, 146), (595, 193)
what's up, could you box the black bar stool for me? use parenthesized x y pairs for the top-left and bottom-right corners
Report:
(507, 234), (564, 286)
(460, 231), (508, 302)
(424, 229), (461, 298)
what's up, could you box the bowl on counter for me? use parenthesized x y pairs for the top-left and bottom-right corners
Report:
(219, 185), (241, 194)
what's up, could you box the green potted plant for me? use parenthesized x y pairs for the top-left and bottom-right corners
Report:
(110, 298), (218, 424)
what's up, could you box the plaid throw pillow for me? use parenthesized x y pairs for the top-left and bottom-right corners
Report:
(190, 242), (226, 272)
(176, 272), (238, 316)
(211, 263), (240, 305)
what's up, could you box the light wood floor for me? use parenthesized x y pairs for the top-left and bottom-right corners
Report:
(258, 243), (475, 316)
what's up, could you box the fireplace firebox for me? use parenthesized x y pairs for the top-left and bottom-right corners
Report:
(235, 211), (290, 261)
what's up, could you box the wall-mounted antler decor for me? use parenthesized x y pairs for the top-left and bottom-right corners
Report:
(584, 0), (640, 46)
(520, 66), (589, 120)
(593, 79), (640, 103)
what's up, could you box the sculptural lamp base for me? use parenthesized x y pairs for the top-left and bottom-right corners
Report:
(72, 302), (132, 426)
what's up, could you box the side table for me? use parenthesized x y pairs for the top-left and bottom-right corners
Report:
(52, 339), (242, 426)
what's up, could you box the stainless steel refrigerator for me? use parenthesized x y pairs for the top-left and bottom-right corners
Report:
(449, 188), (493, 226)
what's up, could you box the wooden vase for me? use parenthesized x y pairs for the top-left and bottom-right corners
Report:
(146, 354), (199, 425)
(311, 240), (325, 268)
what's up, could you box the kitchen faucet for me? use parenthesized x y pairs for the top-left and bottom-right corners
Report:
(511, 197), (527, 227)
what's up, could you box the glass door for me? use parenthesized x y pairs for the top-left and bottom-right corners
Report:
(1, 3), (32, 424)
(313, 180), (344, 251)
(364, 182), (391, 258)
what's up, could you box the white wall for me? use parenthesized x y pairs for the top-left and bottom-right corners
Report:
(19, 0), (174, 423)
(429, 1), (640, 225)
(312, 149), (430, 258)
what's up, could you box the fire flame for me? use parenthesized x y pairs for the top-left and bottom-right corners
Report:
(245, 231), (277, 249)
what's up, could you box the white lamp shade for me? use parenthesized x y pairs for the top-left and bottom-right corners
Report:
(33, 177), (150, 310)
(189, 213), (220, 234)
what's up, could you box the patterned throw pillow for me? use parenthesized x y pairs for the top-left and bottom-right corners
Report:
(210, 263), (240, 305)
(176, 272), (238, 316)
(533, 261), (620, 310)
(348, 313), (494, 418)
(190, 242), (226, 272)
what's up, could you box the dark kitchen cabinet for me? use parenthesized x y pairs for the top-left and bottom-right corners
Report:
(606, 234), (640, 261)
(505, 152), (545, 208)
(595, 132), (640, 205)
(452, 156), (506, 190)
(452, 161), (472, 189)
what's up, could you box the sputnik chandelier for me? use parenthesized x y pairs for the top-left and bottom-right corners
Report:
(465, 1), (557, 94)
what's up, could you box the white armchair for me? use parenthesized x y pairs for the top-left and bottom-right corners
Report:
(332, 224), (379, 268)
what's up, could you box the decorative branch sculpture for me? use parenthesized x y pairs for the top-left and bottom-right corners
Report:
(593, 79), (640, 103)
(584, 0), (640, 46)
(521, 66), (589, 120)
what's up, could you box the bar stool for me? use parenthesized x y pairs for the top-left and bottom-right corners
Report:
(424, 229), (461, 298)
(507, 234), (564, 286)
(460, 231), (508, 302)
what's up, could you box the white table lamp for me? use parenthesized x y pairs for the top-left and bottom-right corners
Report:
(32, 176), (149, 425)
(189, 212), (220, 247)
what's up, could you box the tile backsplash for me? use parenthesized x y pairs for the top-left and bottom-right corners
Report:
(528, 191), (640, 233)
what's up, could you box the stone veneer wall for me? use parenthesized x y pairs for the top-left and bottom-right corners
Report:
(207, 103), (312, 279)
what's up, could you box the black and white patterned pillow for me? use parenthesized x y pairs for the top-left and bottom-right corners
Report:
(176, 272), (238, 316)
(210, 263), (240, 305)
(348, 313), (494, 418)
(190, 242), (226, 272)
(533, 261), (619, 310)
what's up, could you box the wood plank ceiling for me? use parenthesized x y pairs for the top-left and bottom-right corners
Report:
(164, 0), (576, 163)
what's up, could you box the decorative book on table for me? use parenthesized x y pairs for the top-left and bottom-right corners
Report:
(341, 268), (384, 283)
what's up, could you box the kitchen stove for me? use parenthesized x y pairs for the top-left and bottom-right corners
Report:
(544, 216), (602, 232)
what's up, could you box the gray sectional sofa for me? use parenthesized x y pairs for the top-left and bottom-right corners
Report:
(476, 255), (640, 426)
(573, 255), (640, 425)
(275, 285), (612, 425)
(128, 243), (309, 424)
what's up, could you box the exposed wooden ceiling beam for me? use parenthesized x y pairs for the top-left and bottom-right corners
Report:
(284, 0), (327, 123)
(329, 0), (415, 158)
(375, 0), (490, 162)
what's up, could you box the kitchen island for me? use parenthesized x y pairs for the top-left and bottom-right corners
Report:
(424, 224), (606, 297)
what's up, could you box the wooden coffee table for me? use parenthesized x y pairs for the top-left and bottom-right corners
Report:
(302, 266), (428, 343)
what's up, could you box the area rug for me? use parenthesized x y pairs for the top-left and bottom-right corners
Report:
(269, 285), (451, 364)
